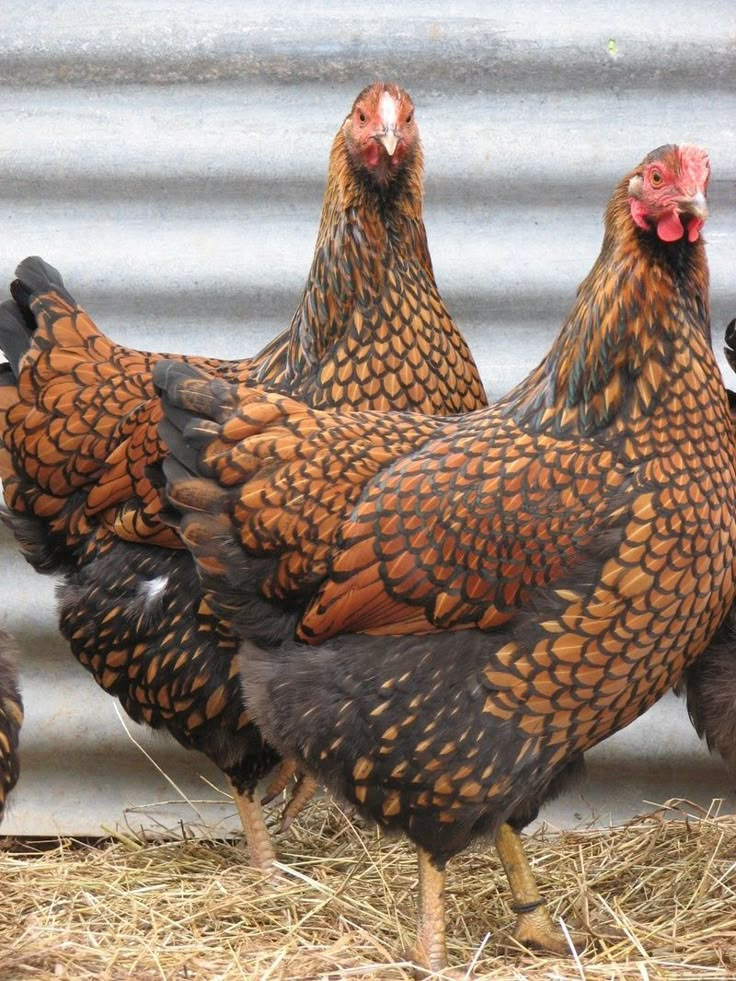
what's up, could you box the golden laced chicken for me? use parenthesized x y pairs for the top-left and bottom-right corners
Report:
(0, 632), (22, 824)
(0, 83), (486, 870)
(683, 317), (736, 772)
(157, 145), (735, 973)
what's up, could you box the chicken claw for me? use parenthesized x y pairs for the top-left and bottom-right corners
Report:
(280, 773), (318, 832)
(261, 758), (298, 805)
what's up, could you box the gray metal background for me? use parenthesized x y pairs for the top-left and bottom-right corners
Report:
(0, 1), (734, 836)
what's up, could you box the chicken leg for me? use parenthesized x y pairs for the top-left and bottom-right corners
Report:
(494, 822), (573, 955)
(231, 780), (276, 871)
(406, 846), (450, 975)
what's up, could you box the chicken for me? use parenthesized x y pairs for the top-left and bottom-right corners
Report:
(0, 83), (486, 870)
(0, 632), (23, 825)
(685, 602), (736, 776)
(156, 145), (732, 972)
(682, 317), (736, 773)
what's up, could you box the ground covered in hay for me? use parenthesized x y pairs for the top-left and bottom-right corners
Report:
(1, 799), (735, 980)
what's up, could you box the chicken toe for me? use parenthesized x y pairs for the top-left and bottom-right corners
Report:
(280, 773), (318, 832)
(495, 822), (578, 955)
(261, 758), (298, 805)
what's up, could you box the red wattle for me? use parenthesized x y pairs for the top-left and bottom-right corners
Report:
(363, 143), (380, 168)
(687, 218), (704, 242)
(629, 198), (650, 231)
(656, 210), (685, 242)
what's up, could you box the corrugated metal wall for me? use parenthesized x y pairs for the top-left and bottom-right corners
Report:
(1, 1), (735, 835)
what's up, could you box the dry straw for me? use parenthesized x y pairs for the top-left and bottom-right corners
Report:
(1, 797), (735, 980)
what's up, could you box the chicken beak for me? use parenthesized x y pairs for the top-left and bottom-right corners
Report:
(378, 128), (400, 157)
(678, 190), (709, 221)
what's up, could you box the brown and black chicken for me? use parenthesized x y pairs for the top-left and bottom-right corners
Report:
(683, 317), (736, 774)
(0, 632), (23, 825)
(0, 83), (486, 869)
(157, 145), (734, 972)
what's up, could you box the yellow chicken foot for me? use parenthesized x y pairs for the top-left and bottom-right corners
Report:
(230, 780), (276, 871)
(494, 822), (575, 955)
(280, 773), (318, 832)
(261, 758), (298, 805)
(404, 846), (450, 976)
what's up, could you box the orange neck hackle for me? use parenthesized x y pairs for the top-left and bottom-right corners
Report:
(509, 145), (715, 445)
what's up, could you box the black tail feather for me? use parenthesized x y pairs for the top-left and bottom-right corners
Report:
(0, 256), (76, 377)
(12, 256), (71, 306)
(0, 300), (34, 377)
(153, 359), (210, 399)
(158, 417), (205, 477)
(724, 317), (736, 376)
(155, 358), (240, 481)
(153, 359), (232, 421)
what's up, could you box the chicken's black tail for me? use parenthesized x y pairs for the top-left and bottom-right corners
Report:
(0, 301), (33, 382)
(0, 257), (73, 379)
(11, 255), (69, 309)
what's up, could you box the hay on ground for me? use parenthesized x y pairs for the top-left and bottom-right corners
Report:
(1, 798), (735, 980)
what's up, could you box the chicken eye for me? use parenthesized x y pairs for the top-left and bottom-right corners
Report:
(359, 112), (366, 123)
(650, 169), (663, 187)
(406, 113), (413, 123)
